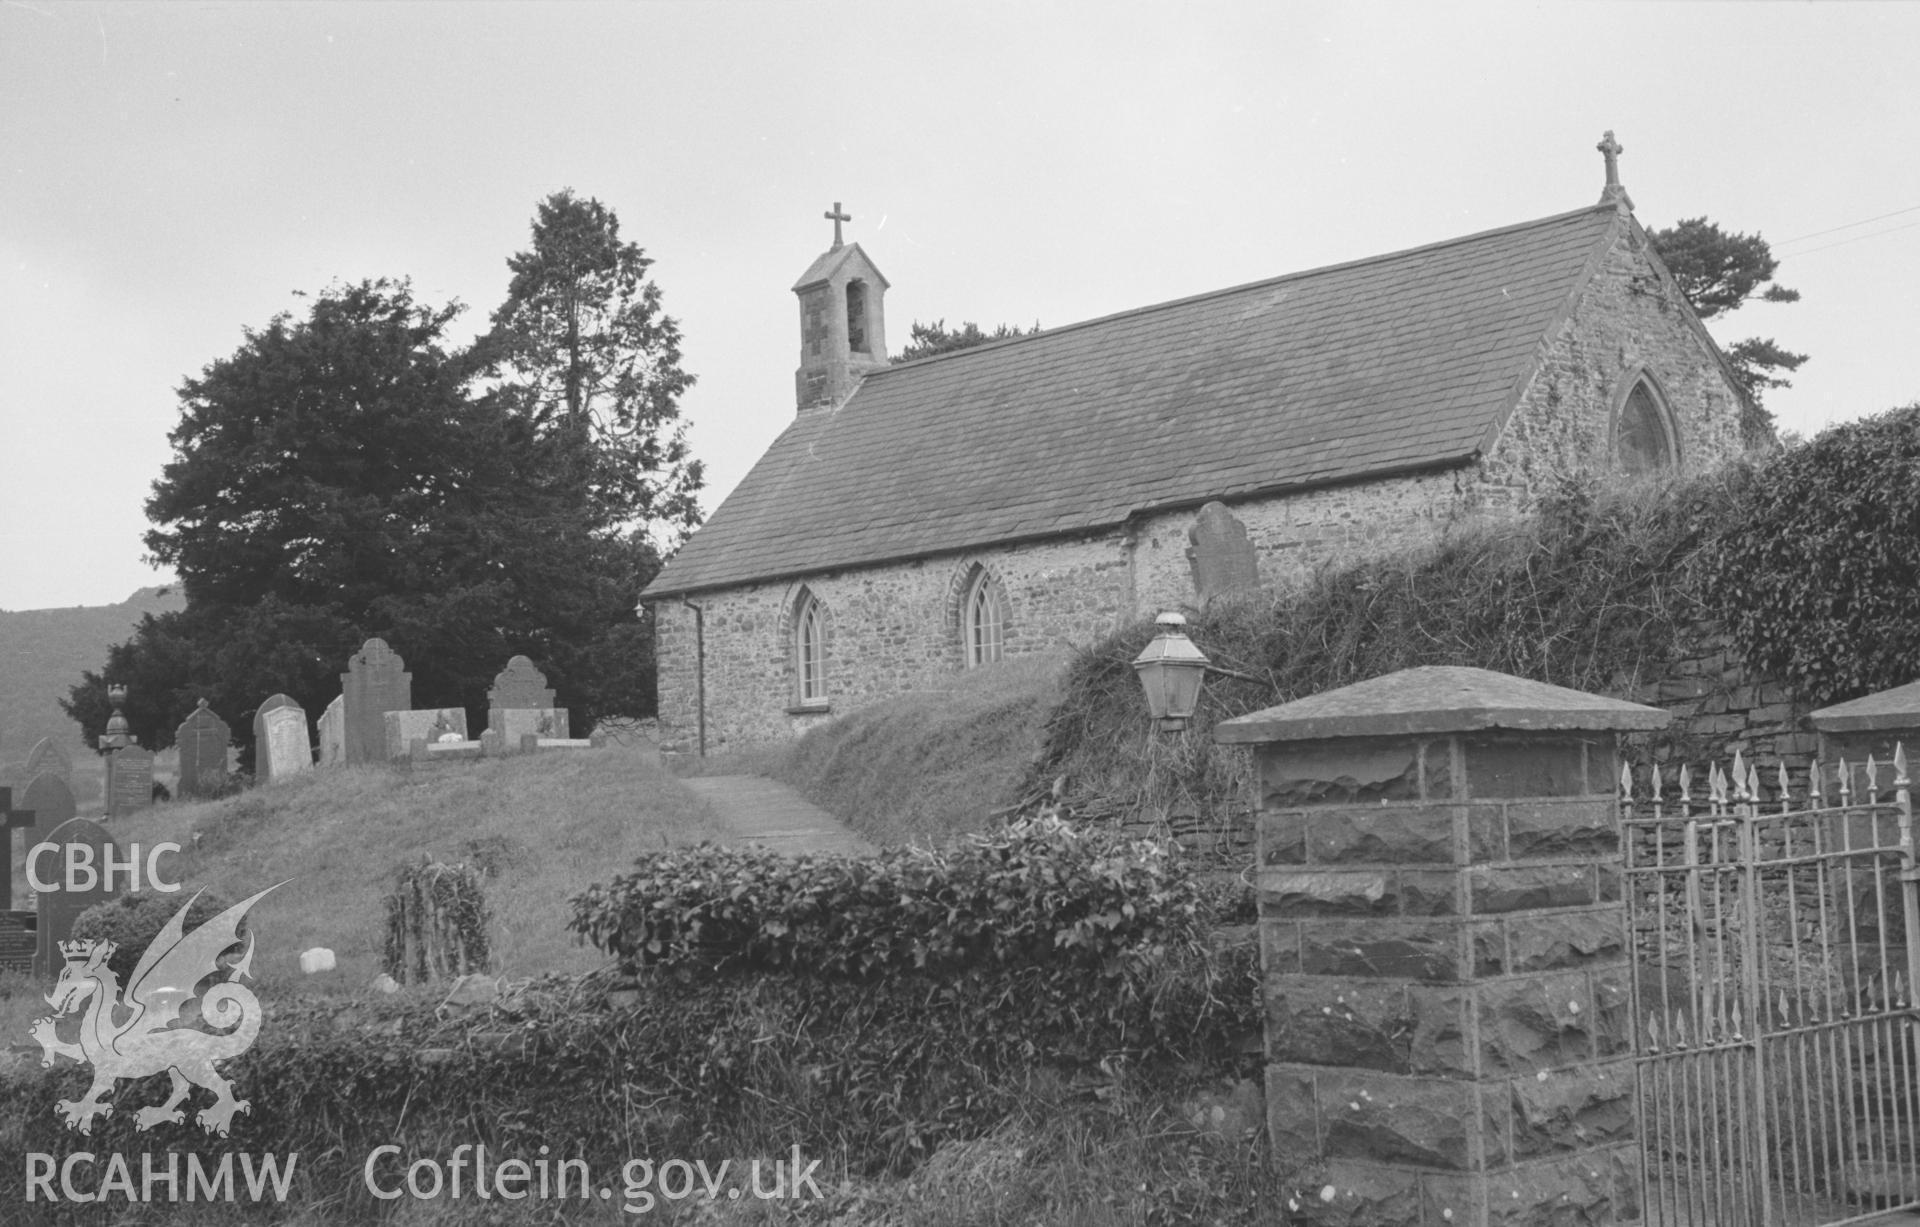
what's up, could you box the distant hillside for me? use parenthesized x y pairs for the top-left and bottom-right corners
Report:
(0, 585), (186, 763)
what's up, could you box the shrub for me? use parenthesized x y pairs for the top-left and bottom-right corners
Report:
(568, 816), (1200, 980)
(68, 889), (243, 986)
(382, 858), (491, 984)
(1699, 403), (1920, 704)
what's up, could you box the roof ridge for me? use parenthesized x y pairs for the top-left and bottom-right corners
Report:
(873, 202), (1619, 377)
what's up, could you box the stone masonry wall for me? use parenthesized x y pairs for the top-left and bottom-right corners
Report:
(1256, 731), (1638, 1224)
(653, 216), (1749, 755)
(655, 531), (1133, 751)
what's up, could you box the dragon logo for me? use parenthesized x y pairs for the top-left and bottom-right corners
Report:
(27, 884), (281, 1136)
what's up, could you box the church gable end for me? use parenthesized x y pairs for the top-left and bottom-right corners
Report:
(1477, 212), (1741, 498)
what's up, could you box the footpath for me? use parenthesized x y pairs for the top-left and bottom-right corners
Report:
(680, 775), (874, 857)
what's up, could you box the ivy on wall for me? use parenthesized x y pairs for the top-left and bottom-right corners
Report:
(1697, 403), (1920, 706)
(1028, 403), (1920, 823)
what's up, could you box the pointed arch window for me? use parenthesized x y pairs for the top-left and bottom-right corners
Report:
(794, 590), (828, 707)
(963, 567), (1006, 667)
(1615, 378), (1677, 475)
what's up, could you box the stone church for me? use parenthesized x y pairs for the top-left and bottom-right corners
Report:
(642, 136), (1748, 752)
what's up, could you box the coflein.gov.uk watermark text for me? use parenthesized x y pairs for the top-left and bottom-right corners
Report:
(365, 1145), (825, 1213)
(24, 1146), (824, 1214)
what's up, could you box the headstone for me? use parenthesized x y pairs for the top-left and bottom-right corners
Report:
(174, 699), (233, 799)
(342, 638), (412, 765)
(20, 772), (76, 850)
(488, 656), (555, 710)
(6, 773), (74, 933)
(106, 746), (155, 817)
(384, 709), (469, 762)
(318, 695), (347, 766)
(254, 694), (313, 784)
(32, 817), (124, 979)
(23, 737), (74, 788)
(486, 656), (569, 751)
(1, 785), (48, 912)
(1185, 501), (1261, 605)
(493, 707), (570, 749)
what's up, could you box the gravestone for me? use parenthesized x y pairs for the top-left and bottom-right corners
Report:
(1185, 501), (1261, 605)
(486, 656), (569, 750)
(254, 694), (313, 784)
(384, 709), (469, 761)
(23, 736), (74, 788)
(318, 695), (346, 767)
(106, 746), (155, 817)
(175, 699), (233, 799)
(2, 784), (48, 912)
(488, 656), (555, 710)
(342, 638), (412, 765)
(20, 772), (76, 853)
(32, 817), (124, 979)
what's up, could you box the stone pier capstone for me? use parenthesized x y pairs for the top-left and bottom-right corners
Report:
(1808, 678), (1920, 794)
(1215, 665), (1668, 1226)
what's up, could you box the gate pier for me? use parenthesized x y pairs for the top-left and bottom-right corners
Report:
(1217, 666), (1667, 1226)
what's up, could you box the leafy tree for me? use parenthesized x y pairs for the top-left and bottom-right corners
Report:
(66, 255), (692, 758)
(475, 189), (703, 544)
(1648, 217), (1807, 441)
(893, 318), (1039, 363)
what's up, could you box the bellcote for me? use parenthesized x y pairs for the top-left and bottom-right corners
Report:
(793, 202), (890, 411)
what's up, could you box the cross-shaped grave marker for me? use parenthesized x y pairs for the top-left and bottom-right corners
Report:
(824, 201), (851, 249)
(1, 786), (36, 912)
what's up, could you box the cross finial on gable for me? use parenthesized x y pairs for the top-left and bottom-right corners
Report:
(1595, 131), (1632, 208)
(824, 201), (852, 250)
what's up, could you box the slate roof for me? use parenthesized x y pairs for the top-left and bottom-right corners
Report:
(644, 203), (1626, 599)
(1212, 665), (1671, 744)
(792, 242), (890, 291)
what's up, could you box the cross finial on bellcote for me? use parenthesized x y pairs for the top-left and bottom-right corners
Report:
(824, 201), (851, 250)
(1596, 131), (1632, 208)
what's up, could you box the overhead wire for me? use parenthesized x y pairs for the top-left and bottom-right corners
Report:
(1776, 203), (1920, 248)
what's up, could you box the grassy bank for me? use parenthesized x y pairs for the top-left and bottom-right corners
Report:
(7, 739), (719, 1011)
(675, 656), (1065, 848)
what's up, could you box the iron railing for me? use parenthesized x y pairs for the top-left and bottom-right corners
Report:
(1622, 747), (1920, 1227)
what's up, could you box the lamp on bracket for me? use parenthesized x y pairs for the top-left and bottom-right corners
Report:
(1132, 612), (1211, 732)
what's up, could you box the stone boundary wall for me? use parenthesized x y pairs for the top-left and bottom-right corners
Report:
(1108, 621), (1836, 871)
(1617, 620), (1821, 777)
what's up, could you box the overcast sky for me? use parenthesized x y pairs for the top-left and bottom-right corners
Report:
(4, 1), (1917, 611)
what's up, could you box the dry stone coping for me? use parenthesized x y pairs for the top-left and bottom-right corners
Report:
(1807, 678), (1920, 733)
(1213, 665), (1671, 743)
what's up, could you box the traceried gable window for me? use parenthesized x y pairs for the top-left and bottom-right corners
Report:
(963, 567), (1006, 667)
(1615, 379), (1676, 476)
(794, 590), (828, 707)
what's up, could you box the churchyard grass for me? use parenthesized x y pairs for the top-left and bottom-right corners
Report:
(757, 654), (1065, 846)
(7, 737), (718, 1008)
